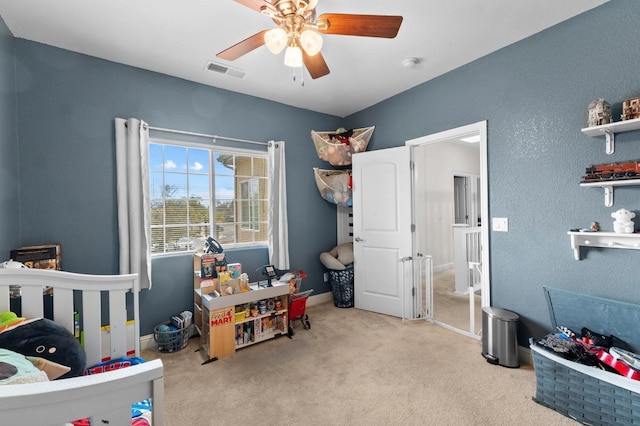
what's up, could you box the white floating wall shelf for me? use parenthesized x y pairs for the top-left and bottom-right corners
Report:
(581, 117), (640, 155)
(568, 231), (640, 260)
(580, 179), (640, 207)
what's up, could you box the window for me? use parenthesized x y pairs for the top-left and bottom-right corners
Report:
(148, 141), (268, 255)
(240, 178), (260, 231)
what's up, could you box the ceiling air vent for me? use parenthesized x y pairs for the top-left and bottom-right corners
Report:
(205, 61), (246, 79)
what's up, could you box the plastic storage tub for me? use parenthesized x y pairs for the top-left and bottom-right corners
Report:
(530, 287), (640, 424)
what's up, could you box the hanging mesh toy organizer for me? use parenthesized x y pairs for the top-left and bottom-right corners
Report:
(314, 168), (352, 207)
(311, 126), (374, 166)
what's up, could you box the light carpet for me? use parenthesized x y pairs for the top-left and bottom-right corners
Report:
(142, 302), (574, 425)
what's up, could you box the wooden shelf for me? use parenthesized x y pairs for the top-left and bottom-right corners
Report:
(198, 282), (289, 311)
(568, 231), (640, 260)
(581, 117), (640, 154)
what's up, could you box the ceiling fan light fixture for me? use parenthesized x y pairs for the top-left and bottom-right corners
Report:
(284, 45), (303, 68)
(300, 29), (323, 56)
(264, 27), (288, 54)
(298, 0), (318, 10)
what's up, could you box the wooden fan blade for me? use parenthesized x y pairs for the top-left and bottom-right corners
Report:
(233, 0), (272, 13)
(303, 50), (330, 79)
(317, 14), (403, 38)
(217, 30), (268, 61)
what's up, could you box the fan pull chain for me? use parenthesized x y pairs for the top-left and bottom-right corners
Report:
(292, 67), (304, 87)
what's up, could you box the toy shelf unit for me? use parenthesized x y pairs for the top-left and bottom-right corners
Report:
(581, 116), (640, 155)
(314, 167), (352, 207)
(195, 282), (290, 363)
(311, 126), (374, 166)
(580, 178), (640, 207)
(568, 231), (640, 260)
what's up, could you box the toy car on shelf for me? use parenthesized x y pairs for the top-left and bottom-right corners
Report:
(581, 160), (640, 182)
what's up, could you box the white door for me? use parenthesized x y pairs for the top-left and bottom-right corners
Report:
(352, 146), (413, 318)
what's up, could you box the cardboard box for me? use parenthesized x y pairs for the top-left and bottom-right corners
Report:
(227, 263), (242, 279)
(200, 278), (218, 294)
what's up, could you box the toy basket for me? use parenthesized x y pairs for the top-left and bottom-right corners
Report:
(328, 264), (354, 308)
(530, 287), (640, 424)
(530, 342), (640, 424)
(153, 322), (194, 353)
(311, 126), (374, 166)
(314, 168), (352, 207)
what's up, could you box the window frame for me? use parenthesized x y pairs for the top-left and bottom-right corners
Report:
(148, 136), (269, 256)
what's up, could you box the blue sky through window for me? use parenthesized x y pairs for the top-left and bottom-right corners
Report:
(149, 143), (235, 202)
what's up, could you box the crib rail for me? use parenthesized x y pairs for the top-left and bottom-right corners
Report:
(0, 269), (140, 367)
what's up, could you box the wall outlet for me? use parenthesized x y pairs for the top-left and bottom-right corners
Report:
(323, 272), (328, 282)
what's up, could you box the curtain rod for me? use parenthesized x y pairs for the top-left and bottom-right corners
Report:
(148, 125), (268, 146)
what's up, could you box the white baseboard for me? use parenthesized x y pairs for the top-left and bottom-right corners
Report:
(141, 333), (156, 351)
(306, 291), (333, 306)
(433, 263), (454, 274)
(519, 345), (532, 366)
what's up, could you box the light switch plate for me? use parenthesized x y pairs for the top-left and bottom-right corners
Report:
(492, 217), (509, 232)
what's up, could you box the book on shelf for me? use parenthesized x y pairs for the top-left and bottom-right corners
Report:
(10, 244), (61, 270)
(200, 253), (218, 278)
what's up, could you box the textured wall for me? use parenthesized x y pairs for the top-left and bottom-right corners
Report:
(346, 1), (640, 344)
(0, 16), (18, 257)
(13, 41), (340, 334)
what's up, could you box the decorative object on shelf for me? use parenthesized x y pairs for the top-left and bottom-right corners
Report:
(587, 99), (611, 127)
(622, 96), (640, 121)
(311, 126), (374, 166)
(581, 160), (640, 183)
(590, 222), (600, 232)
(611, 208), (636, 234)
(313, 167), (352, 206)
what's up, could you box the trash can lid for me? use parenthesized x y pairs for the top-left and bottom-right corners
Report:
(482, 306), (519, 321)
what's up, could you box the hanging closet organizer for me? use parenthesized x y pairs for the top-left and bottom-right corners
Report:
(311, 126), (374, 166)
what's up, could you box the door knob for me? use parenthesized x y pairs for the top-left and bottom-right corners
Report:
(355, 237), (365, 242)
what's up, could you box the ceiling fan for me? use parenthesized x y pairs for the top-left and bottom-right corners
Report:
(216, 0), (403, 79)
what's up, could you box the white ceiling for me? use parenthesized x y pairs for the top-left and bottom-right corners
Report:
(0, 0), (607, 117)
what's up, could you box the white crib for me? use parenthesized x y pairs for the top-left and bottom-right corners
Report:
(0, 268), (164, 425)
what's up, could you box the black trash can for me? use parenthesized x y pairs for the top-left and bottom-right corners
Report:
(328, 264), (354, 308)
(482, 307), (520, 368)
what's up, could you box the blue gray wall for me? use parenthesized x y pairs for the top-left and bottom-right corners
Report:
(346, 0), (640, 344)
(10, 39), (340, 335)
(0, 17), (19, 257)
(3, 1), (640, 343)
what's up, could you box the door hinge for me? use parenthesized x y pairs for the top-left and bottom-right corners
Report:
(412, 287), (415, 297)
(411, 223), (416, 232)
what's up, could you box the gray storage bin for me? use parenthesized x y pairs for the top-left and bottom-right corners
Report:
(530, 287), (640, 425)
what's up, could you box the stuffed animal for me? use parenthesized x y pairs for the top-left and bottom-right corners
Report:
(319, 243), (354, 271)
(0, 259), (26, 269)
(611, 208), (636, 234)
(0, 312), (86, 379)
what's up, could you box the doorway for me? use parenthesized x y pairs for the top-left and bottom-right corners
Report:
(406, 121), (489, 339)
